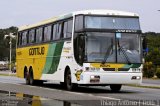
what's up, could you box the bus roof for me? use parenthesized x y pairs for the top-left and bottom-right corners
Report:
(73, 9), (139, 16)
(19, 9), (139, 31)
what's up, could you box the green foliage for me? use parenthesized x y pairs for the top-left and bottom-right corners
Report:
(156, 68), (160, 78)
(144, 32), (160, 65)
(143, 32), (160, 78)
(143, 62), (155, 78)
(0, 26), (18, 61)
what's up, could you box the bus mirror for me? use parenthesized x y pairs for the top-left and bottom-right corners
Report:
(142, 37), (148, 56)
(142, 37), (147, 51)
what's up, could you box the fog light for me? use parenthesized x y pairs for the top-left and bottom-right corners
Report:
(90, 75), (100, 83)
(136, 76), (141, 80)
(90, 75), (95, 79)
(131, 76), (141, 80)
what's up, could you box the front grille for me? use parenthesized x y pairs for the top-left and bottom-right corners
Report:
(118, 68), (130, 71)
(103, 68), (115, 71)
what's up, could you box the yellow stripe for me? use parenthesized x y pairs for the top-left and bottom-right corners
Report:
(90, 63), (125, 68)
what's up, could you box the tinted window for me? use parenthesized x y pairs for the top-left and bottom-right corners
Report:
(53, 24), (57, 40)
(36, 27), (43, 43)
(63, 19), (73, 38)
(18, 32), (22, 46)
(75, 15), (83, 31)
(29, 29), (35, 44)
(22, 31), (28, 45)
(44, 25), (52, 42)
(67, 19), (73, 38)
(63, 21), (68, 38)
(58, 23), (62, 39)
(53, 23), (62, 40)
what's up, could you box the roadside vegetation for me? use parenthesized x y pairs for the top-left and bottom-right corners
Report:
(143, 32), (160, 79)
(0, 27), (17, 70)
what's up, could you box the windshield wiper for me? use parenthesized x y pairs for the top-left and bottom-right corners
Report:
(101, 39), (113, 64)
(117, 40), (131, 65)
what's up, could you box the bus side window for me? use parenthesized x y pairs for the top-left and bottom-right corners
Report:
(75, 15), (83, 31)
(22, 31), (28, 45)
(67, 19), (73, 38)
(36, 27), (43, 43)
(63, 21), (68, 38)
(44, 25), (52, 42)
(52, 24), (57, 40)
(63, 19), (73, 38)
(18, 32), (22, 46)
(53, 23), (61, 40)
(58, 23), (62, 39)
(29, 29), (35, 44)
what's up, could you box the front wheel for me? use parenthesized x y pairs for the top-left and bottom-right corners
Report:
(110, 84), (122, 92)
(65, 70), (77, 91)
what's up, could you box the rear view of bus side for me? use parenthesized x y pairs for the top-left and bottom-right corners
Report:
(16, 10), (142, 91)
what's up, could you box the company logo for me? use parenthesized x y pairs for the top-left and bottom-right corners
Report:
(100, 64), (110, 68)
(75, 70), (83, 81)
(29, 47), (45, 55)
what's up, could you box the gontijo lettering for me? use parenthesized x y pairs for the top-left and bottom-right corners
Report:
(29, 47), (45, 55)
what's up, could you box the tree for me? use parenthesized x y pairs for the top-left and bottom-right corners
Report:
(143, 32), (160, 78)
(0, 26), (18, 61)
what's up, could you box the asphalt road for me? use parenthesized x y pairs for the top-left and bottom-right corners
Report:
(0, 76), (160, 106)
(142, 79), (160, 85)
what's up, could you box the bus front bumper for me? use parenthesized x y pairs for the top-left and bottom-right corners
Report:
(77, 72), (142, 85)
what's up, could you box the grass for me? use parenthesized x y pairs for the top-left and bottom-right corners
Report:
(143, 77), (160, 80)
(0, 73), (16, 76)
(126, 84), (160, 89)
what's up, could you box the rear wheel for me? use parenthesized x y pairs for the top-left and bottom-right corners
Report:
(110, 84), (122, 92)
(29, 71), (35, 85)
(25, 68), (42, 85)
(24, 71), (30, 85)
(35, 80), (43, 85)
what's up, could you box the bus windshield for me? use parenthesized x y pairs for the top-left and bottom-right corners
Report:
(84, 32), (141, 63)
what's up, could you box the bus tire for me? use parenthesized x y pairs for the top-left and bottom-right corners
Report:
(64, 69), (77, 90)
(60, 82), (65, 88)
(35, 80), (43, 85)
(110, 84), (122, 92)
(29, 70), (35, 85)
(24, 68), (30, 85)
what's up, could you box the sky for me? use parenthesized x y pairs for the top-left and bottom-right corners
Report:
(0, 0), (160, 32)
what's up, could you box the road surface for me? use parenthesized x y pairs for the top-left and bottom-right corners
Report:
(0, 76), (160, 106)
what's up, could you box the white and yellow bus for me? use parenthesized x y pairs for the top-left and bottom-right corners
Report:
(16, 10), (142, 91)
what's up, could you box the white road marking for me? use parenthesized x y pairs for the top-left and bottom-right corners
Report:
(58, 90), (120, 100)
